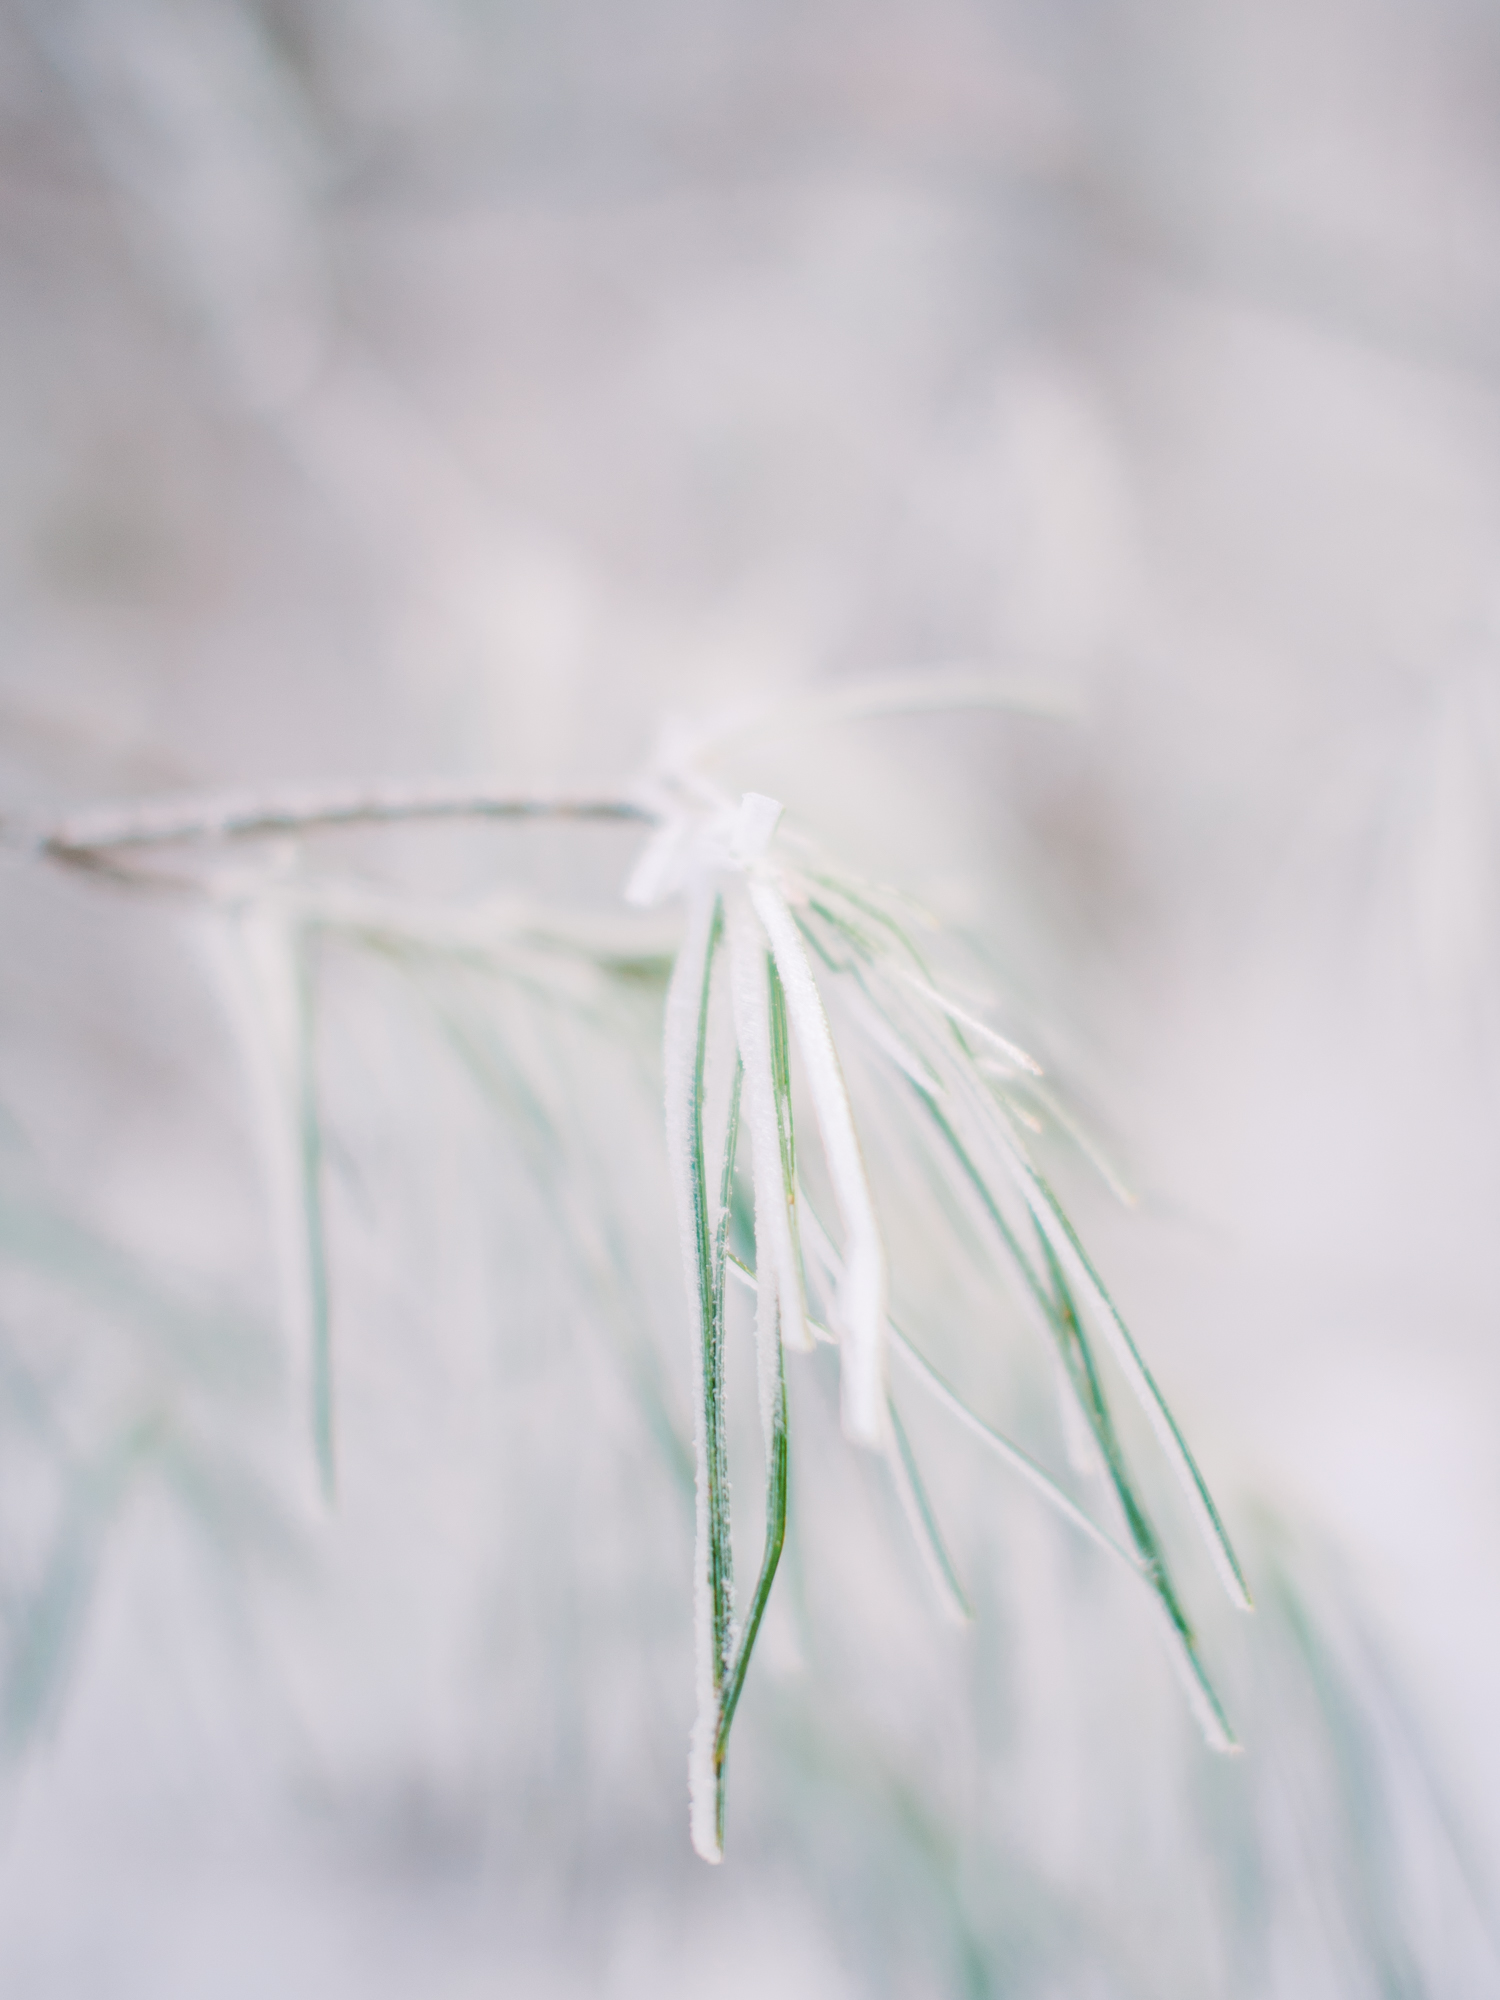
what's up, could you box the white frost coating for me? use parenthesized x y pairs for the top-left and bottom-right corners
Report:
(726, 890), (810, 1453)
(662, 887), (725, 1863)
(624, 783), (782, 911)
(748, 879), (887, 1448)
(726, 791), (783, 866)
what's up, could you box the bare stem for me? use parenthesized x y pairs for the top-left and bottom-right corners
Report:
(13, 780), (653, 874)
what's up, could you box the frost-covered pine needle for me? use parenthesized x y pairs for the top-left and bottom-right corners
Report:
(662, 888), (734, 1861)
(726, 892), (809, 1460)
(748, 872), (887, 1449)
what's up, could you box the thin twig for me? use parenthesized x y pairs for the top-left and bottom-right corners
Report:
(17, 781), (653, 871)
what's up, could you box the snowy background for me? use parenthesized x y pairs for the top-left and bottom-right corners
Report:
(2, 1), (1500, 1992)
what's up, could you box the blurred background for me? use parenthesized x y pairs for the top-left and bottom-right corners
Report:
(2, 0), (1500, 1992)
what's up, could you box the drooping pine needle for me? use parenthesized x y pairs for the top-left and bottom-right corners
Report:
(1015, 1157), (1253, 1613)
(1031, 1222), (1238, 1751)
(709, 1054), (744, 1721)
(714, 1335), (789, 1783)
(767, 953), (808, 1344)
(665, 891), (730, 1861)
